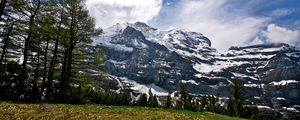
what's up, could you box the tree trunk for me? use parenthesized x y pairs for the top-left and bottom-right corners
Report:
(60, 48), (68, 92)
(65, 5), (76, 87)
(40, 39), (49, 99)
(33, 51), (40, 81)
(33, 42), (41, 101)
(46, 21), (62, 100)
(34, 38), (41, 82)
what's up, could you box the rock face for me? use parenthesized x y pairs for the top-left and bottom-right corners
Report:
(92, 22), (300, 116)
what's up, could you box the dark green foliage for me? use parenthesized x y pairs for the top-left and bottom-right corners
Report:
(227, 78), (246, 117)
(0, 0), (109, 104)
(176, 85), (192, 110)
(137, 93), (148, 106)
(240, 106), (259, 119)
(225, 78), (259, 119)
(0, 61), (23, 101)
(199, 96), (208, 111)
(149, 95), (159, 107)
(226, 97), (235, 116)
(147, 89), (159, 107)
(24, 79), (40, 102)
(196, 95), (227, 114)
(206, 95), (218, 112)
(190, 98), (200, 112)
(48, 85), (131, 106)
(165, 94), (172, 108)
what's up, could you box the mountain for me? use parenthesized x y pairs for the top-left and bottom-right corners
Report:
(92, 22), (300, 118)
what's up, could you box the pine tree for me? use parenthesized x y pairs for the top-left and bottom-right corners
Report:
(165, 94), (172, 108)
(179, 85), (191, 110)
(137, 93), (147, 106)
(0, 0), (105, 103)
(200, 96), (208, 111)
(226, 78), (246, 117)
(226, 97), (235, 116)
(147, 88), (159, 107)
(13, 0), (41, 100)
(59, 0), (95, 95)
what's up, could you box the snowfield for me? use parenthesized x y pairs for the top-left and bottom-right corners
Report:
(269, 80), (299, 86)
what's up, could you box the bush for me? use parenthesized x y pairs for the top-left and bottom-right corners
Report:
(0, 61), (23, 101)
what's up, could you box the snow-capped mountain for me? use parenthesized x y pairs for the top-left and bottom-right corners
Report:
(92, 22), (300, 117)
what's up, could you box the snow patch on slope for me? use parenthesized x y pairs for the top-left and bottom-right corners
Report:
(181, 80), (199, 85)
(269, 80), (299, 86)
(231, 72), (258, 80)
(116, 76), (169, 96)
(193, 61), (248, 73)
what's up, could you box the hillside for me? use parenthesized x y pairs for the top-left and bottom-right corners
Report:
(0, 102), (243, 120)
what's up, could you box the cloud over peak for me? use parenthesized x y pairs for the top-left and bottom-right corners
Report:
(263, 24), (300, 46)
(86, 0), (162, 28)
(163, 0), (268, 50)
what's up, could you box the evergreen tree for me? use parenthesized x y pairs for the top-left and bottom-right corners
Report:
(137, 93), (147, 106)
(19, 0), (41, 98)
(165, 94), (172, 108)
(179, 85), (191, 110)
(226, 78), (247, 117)
(58, 0), (96, 96)
(200, 96), (208, 111)
(0, 0), (107, 104)
(191, 98), (201, 112)
(147, 88), (159, 107)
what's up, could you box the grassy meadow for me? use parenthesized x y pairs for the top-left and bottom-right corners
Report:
(0, 102), (245, 120)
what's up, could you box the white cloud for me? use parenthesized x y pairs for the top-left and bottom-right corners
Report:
(86, 0), (162, 28)
(263, 24), (300, 46)
(270, 8), (294, 18)
(250, 36), (264, 45)
(162, 0), (268, 51)
(86, 0), (299, 50)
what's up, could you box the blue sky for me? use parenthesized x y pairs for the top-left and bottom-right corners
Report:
(86, 0), (300, 50)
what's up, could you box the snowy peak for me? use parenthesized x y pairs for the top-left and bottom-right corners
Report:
(99, 22), (212, 47)
(93, 22), (214, 59)
(167, 29), (211, 46)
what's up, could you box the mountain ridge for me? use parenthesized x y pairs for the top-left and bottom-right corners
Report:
(92, 22), (300, 118)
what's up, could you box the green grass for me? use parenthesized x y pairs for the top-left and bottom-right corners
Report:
(0, 102), (245, 120)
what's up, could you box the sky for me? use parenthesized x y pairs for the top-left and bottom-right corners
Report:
(86, 0), (300, 50)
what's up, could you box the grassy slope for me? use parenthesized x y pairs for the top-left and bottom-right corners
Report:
(0, 102), (245, 120)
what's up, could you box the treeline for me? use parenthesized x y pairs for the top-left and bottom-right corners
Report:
(164, 79), (259, 119)
(0, 0), (103, 102)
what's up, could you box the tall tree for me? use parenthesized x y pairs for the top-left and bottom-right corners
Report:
(19, 0), (41, 97)
(227, 78), (246, 117)
(137, 93), (148, 106)
(165, 94), (172, 108)
(148, 89), (159, 107)
(179, 85), (191, 109)
(59, 0), (95, 94)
